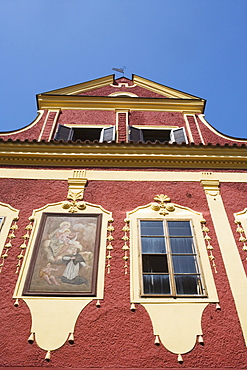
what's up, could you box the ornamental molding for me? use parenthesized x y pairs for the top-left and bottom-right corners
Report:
(62, 170), (87, 213)
(151, 194), (175, 215)
(37, 95), (205, 113)
(200, 179), (220, 196)
(1, 141), (247, 169)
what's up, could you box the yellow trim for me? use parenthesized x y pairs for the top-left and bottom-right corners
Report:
(133, 75), (203, 100)
(37, 95), (205, 113)
(1, 169), (247, 182)
(1, 141), (247, 169)
(41, 74), (202, 101)
(44, 75), (114, 95)
(201, 179), (247, 346)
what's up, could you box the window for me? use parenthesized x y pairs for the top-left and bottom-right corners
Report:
(140, 220), (205, 296)
(0, 216), (5, 231)
(54, 124), (116, 143)
(128, 126), (188, 144)
(128, 199), (218, 304)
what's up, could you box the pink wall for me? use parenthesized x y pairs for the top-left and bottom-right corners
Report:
(0, 177), (246, 368)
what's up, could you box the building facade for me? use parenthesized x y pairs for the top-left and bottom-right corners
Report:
(0, 74), (247, 369)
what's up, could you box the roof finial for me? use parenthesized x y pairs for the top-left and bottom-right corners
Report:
(112, 66), (126, 76)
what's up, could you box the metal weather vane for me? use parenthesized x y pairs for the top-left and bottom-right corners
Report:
(112, 66), (126, 75)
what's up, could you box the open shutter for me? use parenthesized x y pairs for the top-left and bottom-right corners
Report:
(170, 127), (188, 144)
(128, 126), (144, 143)
(99, 126), (116, 142)
(54, 125), (74, 142)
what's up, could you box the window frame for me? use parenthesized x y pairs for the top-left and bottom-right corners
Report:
(138, 218), (207, 298)
(54, 124), (116, 143)
(128, 202), (218, 304)
(128, 125), (188, 144)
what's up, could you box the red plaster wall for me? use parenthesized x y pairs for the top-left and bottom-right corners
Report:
(57, 110), (115, 127)
(129, 111), (186, 127)
(77, 81), (167, 98)
(0, 177), (246, 368)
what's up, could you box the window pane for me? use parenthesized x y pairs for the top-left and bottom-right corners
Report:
(143, 274), (170, 294)
(142, 255), (168, 273)
(141, 237), (166, 253)
(170, 237), (194, 253)
(140, 221), (164, 236)
(168, 221), (192, 236)
(175, 275), (202, 295)
(172, 255), (198, 273)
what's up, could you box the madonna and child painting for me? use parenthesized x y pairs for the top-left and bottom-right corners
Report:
(23, 213), (102, 296)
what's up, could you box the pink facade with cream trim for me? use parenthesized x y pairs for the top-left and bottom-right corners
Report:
(0, 75), (246, 369)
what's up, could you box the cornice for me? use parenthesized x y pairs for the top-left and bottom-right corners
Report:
(0, 141), (247, 169)
(133, 75), (203, 100)
(37, 95), (205, 113)
(42, 75), (114, 95)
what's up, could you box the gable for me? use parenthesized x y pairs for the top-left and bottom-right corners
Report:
(40, 74), (203, 100)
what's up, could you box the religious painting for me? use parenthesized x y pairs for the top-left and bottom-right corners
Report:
(23, 213), (102, 296)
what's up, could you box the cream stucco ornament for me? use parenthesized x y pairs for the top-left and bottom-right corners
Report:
(127, 195), (219, 355)
(13, 171), (113, 355)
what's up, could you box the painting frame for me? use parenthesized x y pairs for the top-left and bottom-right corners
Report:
(23, 212), (102, 297)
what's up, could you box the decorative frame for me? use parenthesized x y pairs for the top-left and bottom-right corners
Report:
(128, 194), (218, 304)
(126, 195), (219, 357)
(23, 213), (102, 297)
(0, 202), (19, 273)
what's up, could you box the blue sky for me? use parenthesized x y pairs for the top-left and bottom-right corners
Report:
(0, 0), (247, 138)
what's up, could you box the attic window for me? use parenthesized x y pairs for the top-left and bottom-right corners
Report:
(128, 126), (188, 144)
(54, 125), (116, 143)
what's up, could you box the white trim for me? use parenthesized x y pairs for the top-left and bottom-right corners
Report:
(198, 114), (247, 143)
(0, 111), (44, 136)
(184, 114), (194, 143)
(109, 92), (138, 97)
(48, 110), (60, 141)
(195, 115), (205, 144)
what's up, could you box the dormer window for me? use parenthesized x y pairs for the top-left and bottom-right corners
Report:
(54, 125), (116, 143)
(128, 126), (188, 144)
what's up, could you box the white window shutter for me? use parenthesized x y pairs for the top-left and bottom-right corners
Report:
(54, 125), (74, 142)
(170, 127), (188, 144)
(99, 126), (116, 142)
(128, 126), (144, 143)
